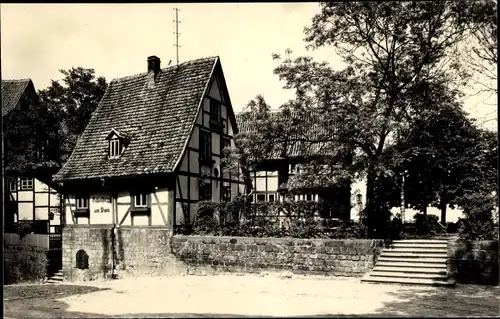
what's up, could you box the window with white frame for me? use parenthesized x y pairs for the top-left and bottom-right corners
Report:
(109, 139), (121, 158)
(134, 193), (149, 208)
(268, 193), (276, 202)
(9, 178), (17, 191)
(76, 197), (89, 210)
(20, 177), (33, 190)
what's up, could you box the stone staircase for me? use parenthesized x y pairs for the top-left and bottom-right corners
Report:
(362, 239), (455, 287)
(46, 270), (64, 284)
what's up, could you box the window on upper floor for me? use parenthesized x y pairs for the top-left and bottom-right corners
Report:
(20, 177), (33, 190)
(9, 178), (17, 192)
(210, 99), (221, 124)
(109, 139), (121, 158)
(200, 130), (211, 161)
(106, 129), (130, 159)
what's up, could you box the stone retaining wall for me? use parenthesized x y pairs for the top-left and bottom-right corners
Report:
(62, 226), (184, 281)
(448, 239), (499, 286)
(170, 236), (384, 276)
(4, 245), (48, 284)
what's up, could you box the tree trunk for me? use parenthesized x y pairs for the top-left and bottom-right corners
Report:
(240, 160), (253, 224)
(400, 173), (405, 219)
(423, 206), (427, 216)
(364, 167), (376, 236)
(440, 200), (447, 225)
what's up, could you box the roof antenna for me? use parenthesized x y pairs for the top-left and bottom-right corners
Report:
(173, 7), (182, 67)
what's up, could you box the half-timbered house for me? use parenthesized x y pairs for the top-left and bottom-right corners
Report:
(235, 110), (352, 220)
(53, 56), (243, 230)
(2, 79), (62, 234)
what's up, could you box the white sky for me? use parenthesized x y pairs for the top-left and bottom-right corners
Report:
(1, 3), (497, 131)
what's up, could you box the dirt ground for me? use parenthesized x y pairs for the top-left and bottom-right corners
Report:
(4, 274), (500, 318)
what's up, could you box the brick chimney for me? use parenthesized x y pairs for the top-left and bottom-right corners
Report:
(147, 56), (161, 74)
(147, 56), (161, 88)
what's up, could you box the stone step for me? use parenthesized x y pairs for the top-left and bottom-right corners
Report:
(392, 239), (448, 244)
(385, 247), (447, 253)
(47, 271), (64, 282)
(392, 243), (448, 249)
(369, 271), (448, 280)
(381, 251), (448, 258)
(361, 275), (455, 287)
(375, 260), (447, 268)
(373, 266), (447, 274)
(49, 277), (64, 282)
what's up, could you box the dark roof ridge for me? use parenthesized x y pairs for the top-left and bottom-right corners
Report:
(110, 56), (220, 84)
(2, 78), (32, 82)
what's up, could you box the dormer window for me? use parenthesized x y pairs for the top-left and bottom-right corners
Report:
(109, 139), (121, 158)
(105, 128), (129, 159)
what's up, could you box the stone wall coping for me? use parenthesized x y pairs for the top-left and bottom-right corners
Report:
(172, 235), (383, 245)
(449, 239), (498, 244)
(64, 225), (171, 230)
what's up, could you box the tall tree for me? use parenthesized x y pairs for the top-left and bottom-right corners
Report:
(271, 1), (479, 236)
(464, 0), (497, 94)
(38, 67), (107, 164)
(397, 99), (495, 223)
(3, 101), (60, 174)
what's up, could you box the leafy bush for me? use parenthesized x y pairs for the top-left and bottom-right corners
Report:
(184, 200), (368, 239)
(192, 201), (220, 235)
(387, 216), (404, 239)
(413, 213), (442, 236)
(458, 192), (497, 240)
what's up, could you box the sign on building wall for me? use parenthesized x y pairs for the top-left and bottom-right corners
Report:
(89, 195), (112, 224)
(91, 196), (112, 214)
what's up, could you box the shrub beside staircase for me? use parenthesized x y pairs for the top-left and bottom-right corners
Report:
(362, 239), (455, 287)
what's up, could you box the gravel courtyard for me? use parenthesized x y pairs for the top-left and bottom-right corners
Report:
(4, 274), (500, 318)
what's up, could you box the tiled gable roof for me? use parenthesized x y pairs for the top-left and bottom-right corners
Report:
(53, 56), (219, 181)
(1, 79), (32, 116)
(236, 109), (340, 160)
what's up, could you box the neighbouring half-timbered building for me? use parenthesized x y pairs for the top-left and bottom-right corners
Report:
(53, 56), (243, 230)
(2, 79), (62, 234)
(235, 110), (352, 221)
